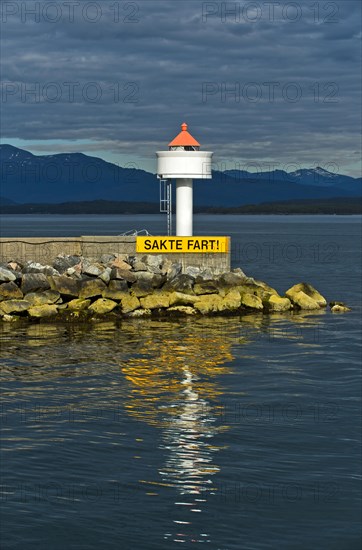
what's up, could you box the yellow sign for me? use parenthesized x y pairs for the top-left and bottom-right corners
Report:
(136, 236), (229, 254)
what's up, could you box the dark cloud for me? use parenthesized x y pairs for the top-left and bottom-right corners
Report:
(1, 0), (361, 175)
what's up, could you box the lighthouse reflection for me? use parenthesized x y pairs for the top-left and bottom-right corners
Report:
(121, 319), (238, 544)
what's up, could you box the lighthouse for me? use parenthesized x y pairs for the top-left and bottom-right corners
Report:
(156, 123), (213, 236)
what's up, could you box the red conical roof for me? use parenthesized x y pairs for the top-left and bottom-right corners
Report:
(168, 122), (201, 147)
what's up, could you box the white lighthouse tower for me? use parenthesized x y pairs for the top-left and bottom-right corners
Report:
(156, 123), (213, 236)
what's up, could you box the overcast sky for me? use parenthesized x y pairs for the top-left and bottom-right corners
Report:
(1, 0), (361, 175)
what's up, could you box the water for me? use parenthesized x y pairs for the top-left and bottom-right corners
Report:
(0, 215), (361, 549)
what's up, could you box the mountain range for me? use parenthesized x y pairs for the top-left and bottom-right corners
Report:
(0, 144), (361, 206)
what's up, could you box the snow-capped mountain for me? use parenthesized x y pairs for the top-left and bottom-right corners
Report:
(1, 145), (361, 206)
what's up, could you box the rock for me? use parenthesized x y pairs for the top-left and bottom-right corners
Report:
(150, 274), (167, 288)
(22, 262), (59, 276)
(89, 298), (118, 315)
(0, 267), (16, 282)
(0, 282), (23, 300)
(133, 271), (154, 283)
(195, 294), (223, 314)
(219, 289), (241, 311)
(195, 269), (214, 282)
(264, 294), (292, 312)
(240, 293), (264, 310)
(132, 259), (148, 271)
(286, 283), (327, 308)
(1, 314), (19, 322)
(130, 281), (154, 298)
(287, 290), (320, 310)
(169, 292), (200, 307)
(53, 255), (81, 274)
(140, 292), (170, 310)
(28, 304), (58, 318)
(21, 273), (50, 294)
(167, 306), (197, 315)
(165, 261), (182, 281)
(24, 290), (61, 306)
(99, 253), (116, 265)
(7, 262), (22, 272)
(110, 268), (136, 283)
(98, 267), (111, 285)
(194, 281), (219, 295)
(102, 279), (129, 299)
(67, 298), (91, 311)
(218, 272), (247, 287)
(78, 279), (106, 299)
(141, 254), (163, 273)
(126, 308), (152, 318)
(0, 299), (31, 314)
(185, 266), (200, 278)
(330, 302), (351, 313)
(120, 293), (140, 314)
(66, 264), (82, 278)
(232, 267), (247, 277)
(48, 275), (79, 297)
(111, 256), (132, 271)
(164, 274), (195, 294)
(82, 261), (104, 277)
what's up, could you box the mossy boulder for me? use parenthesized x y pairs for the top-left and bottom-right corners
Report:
(120, 293), (140, 314)
(78, 279), (106, 299)
(286, 283), (327, 308)
(194, 294), (223, 314)
(89, 298), (118, 315)
(24, 290), (61, 306)
(22, 273), (50, 294)
(287, 290), (320, 310)
(264, 295), (292, 312)
(240, 293), (264, 311)
(28, 304), (58, 318)
(67, 298), (91, 311)
(194, 281), (219, 295)
(49, 275), (79, 297)
(140, 291), (170, 310)
(330, 302), (351, 313)
(169, 292), (200, 307)
(219, 289), (242, 311)
(0, 299), (31, 314)
(102, 279), (129, 299)
(0, 281), (23, 300)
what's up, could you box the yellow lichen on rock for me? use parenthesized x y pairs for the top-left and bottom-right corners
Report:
(0, 300), (31, 314)
(120, 293), (140, 313)
(286, 283), (327, 307)
(28, 304), (58, 318)
(169, 291), (200, 307)
(194, 294), (223, 314)
(67, 298), (91, 311)
(219, 289), (241, 311)
(240, 293), (264, 310)
(140, 292), (170, 309)
(331, 304), (351, 313)
(264, 295), (292, 312)
(287, 290), (320, 310)
(89, 298), (117, 314)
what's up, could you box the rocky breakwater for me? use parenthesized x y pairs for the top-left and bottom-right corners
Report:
(0, 254), (350, 322)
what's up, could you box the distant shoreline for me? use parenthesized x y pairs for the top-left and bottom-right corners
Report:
(0, 197), (361, 215)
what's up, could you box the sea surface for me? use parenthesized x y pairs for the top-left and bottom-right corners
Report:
(0, 215), (361, 550)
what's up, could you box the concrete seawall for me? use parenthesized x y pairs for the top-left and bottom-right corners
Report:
(0, 236), (231, 275)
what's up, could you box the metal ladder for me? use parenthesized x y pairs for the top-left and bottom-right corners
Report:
(159, 179), (172, 236)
